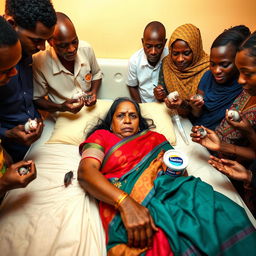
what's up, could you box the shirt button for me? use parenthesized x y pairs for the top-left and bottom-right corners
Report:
(27, 110), (30, 114)
(24, 92), (26, 95)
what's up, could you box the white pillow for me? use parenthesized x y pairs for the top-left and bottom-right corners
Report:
(139, 102), (176, 145)
(47, 99), (113, 145)
(47, 100), (176, 145)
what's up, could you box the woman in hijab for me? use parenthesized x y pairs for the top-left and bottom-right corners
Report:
(154, 23), (209, 116)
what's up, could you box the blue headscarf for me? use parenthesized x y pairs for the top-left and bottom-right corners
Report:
(190, 70), (242, 130)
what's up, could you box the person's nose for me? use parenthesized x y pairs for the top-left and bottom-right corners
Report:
(212, 65), (222, 75)
(37, 40), (46, 51)
(177, 54), (184, 63)
(124, 114), (131, 123)
(238, 73), (246, 85)
(68, 44), (76, 53)
(150, 47), (157, 55)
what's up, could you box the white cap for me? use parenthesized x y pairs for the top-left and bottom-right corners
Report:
(163, 149), (188, 171)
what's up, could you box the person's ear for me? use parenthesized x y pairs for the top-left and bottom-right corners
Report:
(164, 38), (167, 45)
(4, 15), (17, 30)
(141, 38), (144, 45)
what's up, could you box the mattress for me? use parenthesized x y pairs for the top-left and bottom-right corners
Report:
(0, 119), (106, 256)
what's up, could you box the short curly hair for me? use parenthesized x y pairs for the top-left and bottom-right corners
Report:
(0, 16), (18, 47)
(5, 0), (56, 30)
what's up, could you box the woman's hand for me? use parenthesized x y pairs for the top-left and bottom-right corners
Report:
(189, 96), (204, 111)
(190, 126), (221, 151)
(153, 85), (166, 101)
(164, 97), (183, 110)
(119, 196), (158, 249)
(78, 158), (157, 249)
(225, 110), (255, 136)
(208, 155), (251, 183)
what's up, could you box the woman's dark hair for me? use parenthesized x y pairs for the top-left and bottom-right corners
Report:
(211, 25), (251, 50)
(0, 16), (18, 47)
(86, 97), (155, 138)
(227, 25), (251, 38)
(5, 0), (57, 30)
(238, 32), (256, 61)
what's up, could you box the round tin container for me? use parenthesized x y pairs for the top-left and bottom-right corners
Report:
(227, 110), (240, 122)
(192, 94), (204, 101)
(167, 91), (179, 101)
(163, 149), (188, 177)
(198, 127), (207, 138)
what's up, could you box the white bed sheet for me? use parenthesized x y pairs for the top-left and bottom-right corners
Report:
(0, 119), (106, 256)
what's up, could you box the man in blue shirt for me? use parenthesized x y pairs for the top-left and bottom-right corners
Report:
(0, 0), (57, 162)
(0, 16), (37, 198)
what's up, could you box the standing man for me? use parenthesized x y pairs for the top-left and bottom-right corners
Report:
(0, 0), (57, 162)
(33, 12), (102, 113)
(127, 21), (168, 103)
(0, 16), (36, 198)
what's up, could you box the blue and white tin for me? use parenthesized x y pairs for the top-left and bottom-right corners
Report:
(163, 150), (188, 177)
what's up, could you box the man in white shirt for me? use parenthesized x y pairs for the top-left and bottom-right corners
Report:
(33, 12), (102, 114)
(127, 21), (168, 103)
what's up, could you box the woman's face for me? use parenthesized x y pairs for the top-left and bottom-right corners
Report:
(111, 101), (140, 138)
(235, 49), (256, 96)
(171, 39), (193, 71)
(210, 44), (238, 84)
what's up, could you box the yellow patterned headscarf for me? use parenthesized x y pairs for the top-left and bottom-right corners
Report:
(163, 24), (209, 99)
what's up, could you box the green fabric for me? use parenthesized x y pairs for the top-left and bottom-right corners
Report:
(0, 164), (6, 175)
(107, 142), (256, 255)
(81, 142), (104, 152)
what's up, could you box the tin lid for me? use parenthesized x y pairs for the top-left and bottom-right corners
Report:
(163, 149), (188, 170)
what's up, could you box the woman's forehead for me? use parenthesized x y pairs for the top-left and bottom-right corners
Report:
(115, 101), (137, 112)
(236, 49), (255, 68)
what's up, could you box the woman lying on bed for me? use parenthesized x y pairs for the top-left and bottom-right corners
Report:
(78, 97), (256, 256)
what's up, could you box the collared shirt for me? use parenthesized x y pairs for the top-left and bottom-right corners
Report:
(33, 41), (102, 104)
(126, 47), (168, 103)
(0, 56), (40, 138)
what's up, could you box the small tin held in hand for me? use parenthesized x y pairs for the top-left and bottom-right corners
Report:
(197, 127), (207, 138)
(24, 119), (38, 133)
(167, 91), (179, 101)
(18, 166), (30, 176)
(192, 94), (204, 101)
(83, 93), (92, 101)
(227, 110), (241, 122)
(72, 91), (85, 100)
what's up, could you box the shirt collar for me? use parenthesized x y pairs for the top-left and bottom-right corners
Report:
(50, 46), (84, 75)
(141, 49), (165, 69)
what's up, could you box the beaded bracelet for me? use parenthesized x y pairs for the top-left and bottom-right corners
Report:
(114, 191), (129, 209)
